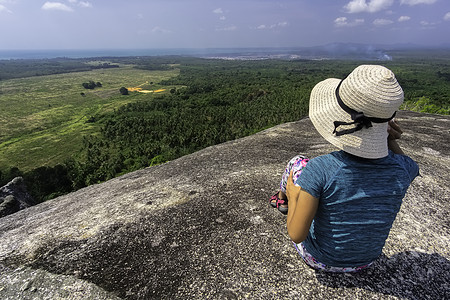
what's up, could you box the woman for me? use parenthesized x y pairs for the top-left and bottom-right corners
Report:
(271, 65), (419, 272)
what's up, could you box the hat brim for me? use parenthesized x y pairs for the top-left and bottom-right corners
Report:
(309, 78), (389, 159)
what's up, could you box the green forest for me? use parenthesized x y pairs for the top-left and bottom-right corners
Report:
(0, 52), (449, 202)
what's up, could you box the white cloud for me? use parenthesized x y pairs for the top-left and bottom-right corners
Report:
(0, 4), (12, 13)
(213, 8), (226, 20)
(334, 17), (348, 27)
(152, 26), (171, 34)
(418, 20), (437, 29)
(419, 20), (437, 27)
(42, 2), (73, 12)
(67, 0), (92, 8)
(334, 17), (365, 27)
(398, 16), (411, 22)
(373, 18), (394, 26)
(444, 12), (450, 21)
(354, 18), (365, 25)
(344, 0), (394, 13)
(400, 0), (437, 5)
(78, 1), (92, 8)
(216, 25), (237, 31)
(256, 21), (288, 30)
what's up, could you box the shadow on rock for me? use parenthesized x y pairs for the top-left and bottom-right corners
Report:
(315, 251), (450, 300)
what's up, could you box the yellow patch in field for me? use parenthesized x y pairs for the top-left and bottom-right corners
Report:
(128, 81), (166, 93)
(128, 87), (143, 92)
(127, 88), (166, 93)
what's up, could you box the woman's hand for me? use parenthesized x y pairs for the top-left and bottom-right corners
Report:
(387, 119), (405, 155)
(388, 119), (403, 140)
(285, 171), (301, 205)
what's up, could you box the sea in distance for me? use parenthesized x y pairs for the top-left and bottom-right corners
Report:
(0, 45), (398, 61)
(0, 48), (231, 60)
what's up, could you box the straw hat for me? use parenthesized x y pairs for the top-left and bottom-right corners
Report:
(309, 65), (404, 159)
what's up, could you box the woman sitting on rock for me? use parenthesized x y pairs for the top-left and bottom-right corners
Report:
(270, 65), (419, 272)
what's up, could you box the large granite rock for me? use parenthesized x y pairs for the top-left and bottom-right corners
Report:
(0, 111), (449, 299)
(0, 177), (35, 218)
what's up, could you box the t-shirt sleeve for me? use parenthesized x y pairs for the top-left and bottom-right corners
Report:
(295, 157), (325, 199)
(395, 153), (419, 182)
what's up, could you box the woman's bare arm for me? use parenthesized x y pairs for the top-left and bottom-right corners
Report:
(285, 171), (319, 244)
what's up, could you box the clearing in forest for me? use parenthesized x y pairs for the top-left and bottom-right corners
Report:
(0, 65), (179, 172)
(128, 81), (166, 93)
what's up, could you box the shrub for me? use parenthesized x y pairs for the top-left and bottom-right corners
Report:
(119, 87), (129, 95)
(82, 81), (102, 90)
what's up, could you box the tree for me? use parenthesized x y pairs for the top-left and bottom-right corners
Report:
(119, 87), (129, 95)
(82, 81), (96, 89)
(82, 81), (102, 89)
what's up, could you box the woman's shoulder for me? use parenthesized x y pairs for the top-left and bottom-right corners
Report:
(304, 151), (345, 175)
(309, 151), (346, 164)
(387, 151), (420, 180)
(297, 152), (345, 195)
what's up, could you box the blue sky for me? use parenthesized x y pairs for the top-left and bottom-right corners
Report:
(0, 0), (449, 50)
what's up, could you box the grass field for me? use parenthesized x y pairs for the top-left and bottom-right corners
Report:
(0, 64), (179, 172)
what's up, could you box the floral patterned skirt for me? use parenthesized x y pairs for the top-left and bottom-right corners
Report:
(293, 242), (373, 273)
(279, 155), (309, 193)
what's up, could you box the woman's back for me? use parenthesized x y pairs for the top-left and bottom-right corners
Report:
(298, 150), (419, 267)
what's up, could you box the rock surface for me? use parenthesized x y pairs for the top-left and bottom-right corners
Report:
(0, 177), (35, 218)
(0, 111), (449, 299)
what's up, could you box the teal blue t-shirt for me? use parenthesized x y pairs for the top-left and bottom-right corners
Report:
(296, 150), (419, 267)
